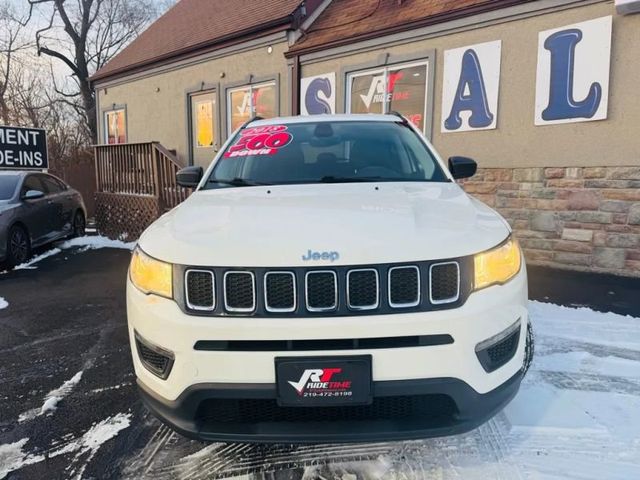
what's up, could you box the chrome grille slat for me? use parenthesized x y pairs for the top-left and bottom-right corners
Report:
(185, 269), (215, 311)
(264, 272), (296, 313)
(305, 271), (338, 312)
(224, 271), (256, 312)
(388, 266), (420, 308)
(429, 262), (460, 304)
(347, 269), (379, 310)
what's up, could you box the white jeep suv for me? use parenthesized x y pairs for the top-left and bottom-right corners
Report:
(127, 114), (532, 443)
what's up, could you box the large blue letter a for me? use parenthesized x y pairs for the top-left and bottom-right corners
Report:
(444, 49), (494, 131)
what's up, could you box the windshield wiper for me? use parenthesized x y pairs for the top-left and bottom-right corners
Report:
(210, 178), (271, 187)
(319, 176), (394, 184)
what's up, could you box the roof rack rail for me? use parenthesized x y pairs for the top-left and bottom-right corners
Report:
(388, 111), (408, 123)
(240, 115), (264, 129)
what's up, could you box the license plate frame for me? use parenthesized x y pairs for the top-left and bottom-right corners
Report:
(275, 355), (373, 407)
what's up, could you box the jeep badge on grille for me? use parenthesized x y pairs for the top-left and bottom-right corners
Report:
(302, 250), (340, 262)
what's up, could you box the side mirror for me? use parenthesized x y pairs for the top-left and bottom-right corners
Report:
(23, 189), (45, 200)
(176, 166), (203, 188)
(448, 156), (477, 180)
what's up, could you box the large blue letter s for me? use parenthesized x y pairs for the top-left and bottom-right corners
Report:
(542, 29), (601, 121)
(444, 49), (495, 131)
(304, 77), (333, 115)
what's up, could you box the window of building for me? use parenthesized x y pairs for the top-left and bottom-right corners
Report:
(347, 61), (429, 132)
(227, 81), (277, 134)
(104, 109), (127, 144)
(195, 100), (215, 148)
(189, 91), (218, 167)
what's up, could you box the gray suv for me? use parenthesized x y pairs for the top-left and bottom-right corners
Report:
(0, 171), (86, 267)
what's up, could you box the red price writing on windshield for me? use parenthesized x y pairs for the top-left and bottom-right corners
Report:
(224, 125), (293, 158)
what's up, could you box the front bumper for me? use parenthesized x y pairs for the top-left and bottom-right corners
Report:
(127, 266), (528, 442)
(138, 371), (522, 443)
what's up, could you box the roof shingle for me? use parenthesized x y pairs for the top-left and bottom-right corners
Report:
(288, 0), (533, 54)
(92, 0), (302, 81)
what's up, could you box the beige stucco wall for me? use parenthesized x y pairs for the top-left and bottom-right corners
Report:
(300, 1), (640, 169)
(95, 39), (291, 167)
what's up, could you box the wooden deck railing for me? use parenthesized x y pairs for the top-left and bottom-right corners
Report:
(95, 142), (190, 210)
(94, 142), (192, 239)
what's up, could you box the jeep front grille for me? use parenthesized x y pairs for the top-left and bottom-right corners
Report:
(180, 259), (467, 317)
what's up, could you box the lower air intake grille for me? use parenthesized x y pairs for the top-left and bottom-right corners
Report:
(388, 266), (420, 307)
(265, 272), (295, 312)
(430, 262), (460, 304)
(135, 333), (174, 379)
(224, 272), (255, 312)
(185, 270), (214, 310)
(306, 271), (337, 311)
(196, 395), (457, 424)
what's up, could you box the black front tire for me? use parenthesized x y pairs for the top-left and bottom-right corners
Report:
(71, 210), (86, 238)
(521, 321), (534, 377)
(7, 225), (31, 267)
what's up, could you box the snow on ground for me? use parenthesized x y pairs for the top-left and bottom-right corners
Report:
(57, 236), (135, 252)
(13, 248), (61, 270)
(18, 371), (84, 423)
(1, 235), (135, 275)
(121, 301), (640, 480)
(0, 413), (132, 480)
(0, 297), (7, 309)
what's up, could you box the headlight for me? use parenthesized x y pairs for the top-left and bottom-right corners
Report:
(129, 247), (173, 298)
(474, 237), (522, 290)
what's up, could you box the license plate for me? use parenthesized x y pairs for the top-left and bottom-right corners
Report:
(275, 355), (372, 407)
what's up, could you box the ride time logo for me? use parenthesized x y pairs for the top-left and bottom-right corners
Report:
(287, 368), (351, 395)
(360, 72), (409, 109)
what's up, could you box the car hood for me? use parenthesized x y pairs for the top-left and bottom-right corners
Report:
(139, 182), (510, 267)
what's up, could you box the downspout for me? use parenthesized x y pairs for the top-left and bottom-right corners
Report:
(291, 54), (301, 115)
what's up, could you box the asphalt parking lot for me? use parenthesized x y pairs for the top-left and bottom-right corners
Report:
(1, 241), (639, 479)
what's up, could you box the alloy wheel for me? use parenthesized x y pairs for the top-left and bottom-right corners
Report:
(10, 229), (29, 264)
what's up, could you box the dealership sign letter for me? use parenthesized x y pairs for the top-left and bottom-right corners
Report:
(535, 16), (612, 125)
(442, 41), (501, 132)
(300, 73), (336, 115)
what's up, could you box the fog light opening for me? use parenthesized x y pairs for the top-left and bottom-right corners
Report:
(134, 330), (175, 380)
(475, 319), (521, 373)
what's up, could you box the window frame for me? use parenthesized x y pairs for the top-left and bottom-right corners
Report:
(21, 174), (46, 196)
(226, 80), (278, 136)
(345, 59), (431, 135)
(103, 107), (128, 145)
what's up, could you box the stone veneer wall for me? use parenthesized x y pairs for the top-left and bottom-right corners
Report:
(461, 167), (640, 278)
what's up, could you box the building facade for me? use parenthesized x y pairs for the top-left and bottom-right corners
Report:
(92, 0), (640, 277)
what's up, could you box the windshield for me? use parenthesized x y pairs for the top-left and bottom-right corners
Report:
(204, 121), (448, 188)
(0, 175), (19, 200)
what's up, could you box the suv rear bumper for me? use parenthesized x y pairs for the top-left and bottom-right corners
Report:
(137, 371), (522, 444)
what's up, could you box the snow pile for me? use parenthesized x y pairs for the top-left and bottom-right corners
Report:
(18, 370), (83, 423)
(0, 297), (7, 309)
(14, 248), (61, 270)
(0, 439), (45, 480)
(57, 236), (135, 251)
(2, 235), (135, 274)
(41, 371), (83, 414)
